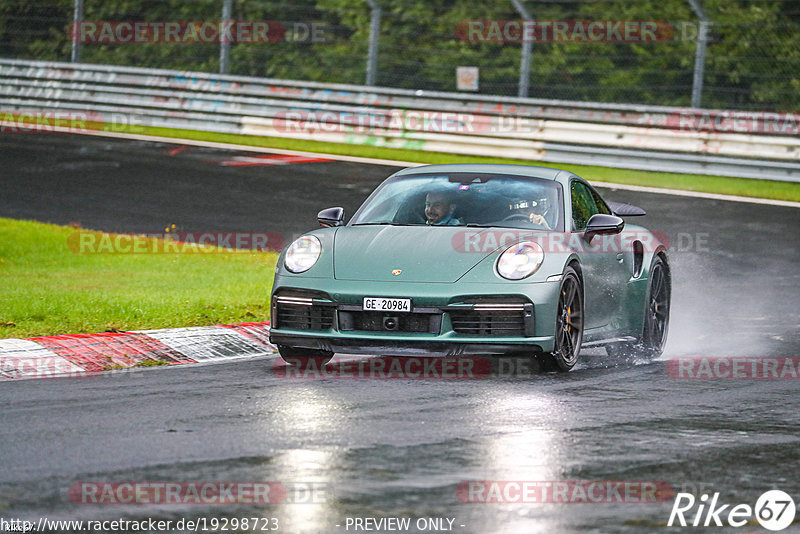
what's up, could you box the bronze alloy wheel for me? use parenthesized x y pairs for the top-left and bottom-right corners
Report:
(546, 266), (584, 372)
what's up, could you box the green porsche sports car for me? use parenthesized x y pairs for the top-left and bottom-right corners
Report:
(269, 164), (670, 371)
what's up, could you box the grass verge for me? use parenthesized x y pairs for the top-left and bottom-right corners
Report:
(0, 218), (277, 339)
(111, 125), (799, 202)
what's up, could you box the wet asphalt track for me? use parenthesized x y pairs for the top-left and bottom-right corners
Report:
(1, 133), (799, 533)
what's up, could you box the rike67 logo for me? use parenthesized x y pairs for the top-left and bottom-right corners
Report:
(668, 490), (796, 530)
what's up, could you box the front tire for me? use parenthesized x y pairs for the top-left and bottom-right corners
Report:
(542, 266), (583, 372)
(277, 345), (333, 368)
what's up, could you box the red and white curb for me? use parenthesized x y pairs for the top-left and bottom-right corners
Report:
(0, 322), (276, 380)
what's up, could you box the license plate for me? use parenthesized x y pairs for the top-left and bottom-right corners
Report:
(363, 297), (411, 312)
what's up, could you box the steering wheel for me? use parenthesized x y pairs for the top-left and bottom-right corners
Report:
(502, 214), (531, 222)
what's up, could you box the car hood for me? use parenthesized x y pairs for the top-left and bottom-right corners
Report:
(333, 226), (500, 283)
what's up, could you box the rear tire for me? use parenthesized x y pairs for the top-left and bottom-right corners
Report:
(605, 255), (670, 360)
(542, 266), (583, 372)
(277, 345), (334, 368)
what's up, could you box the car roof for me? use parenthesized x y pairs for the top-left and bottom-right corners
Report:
(392, 163), (575, 182)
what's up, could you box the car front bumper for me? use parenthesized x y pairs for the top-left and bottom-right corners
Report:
(269, 277), (560, 355)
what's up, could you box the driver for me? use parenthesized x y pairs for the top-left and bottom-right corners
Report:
(508, 198), (551, 229)
(425, 191), (462, 226)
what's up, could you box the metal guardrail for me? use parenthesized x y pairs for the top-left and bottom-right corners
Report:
(1, 58), (798, 182)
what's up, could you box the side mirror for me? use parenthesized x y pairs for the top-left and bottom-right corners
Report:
(584, 213), (624, 241)
(318, 207), (345, 228)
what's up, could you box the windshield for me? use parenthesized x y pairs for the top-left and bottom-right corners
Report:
(350, 172), (564, 230)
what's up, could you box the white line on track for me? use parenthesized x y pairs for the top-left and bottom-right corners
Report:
(65, 128), (800, 209)
(590, 181), (800, 208)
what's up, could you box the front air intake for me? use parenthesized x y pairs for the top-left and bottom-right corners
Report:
(274, 293), (334, 331)
(448, 299), (533, 336)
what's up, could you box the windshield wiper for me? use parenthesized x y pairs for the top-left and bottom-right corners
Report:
(351, 222), (401, 226)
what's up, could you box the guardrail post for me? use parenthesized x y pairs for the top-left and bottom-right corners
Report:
(220, 0), (234, 74)
(365, 0), (381, 86)
(511, 0), (532, 98)
(71, 0), (84, 63)
(687, 0), (709, 109)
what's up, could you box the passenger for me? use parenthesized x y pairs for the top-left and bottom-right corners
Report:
(425, 191), (463, 226)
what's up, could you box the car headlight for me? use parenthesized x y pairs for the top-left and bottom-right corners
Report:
(495, 241), (544, 280)
(284, 235), (322, 273)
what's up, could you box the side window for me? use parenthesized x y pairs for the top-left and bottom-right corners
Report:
(590, 188), (612, 215)
(571, 181), (600, 230)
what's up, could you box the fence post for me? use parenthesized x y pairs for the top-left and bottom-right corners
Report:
(365, 0), (381, 86)
(511, 0), (532, 98)
(71, 0), (84, 63)
(687, 0), (709, 109)
(220, 0), (233, 74)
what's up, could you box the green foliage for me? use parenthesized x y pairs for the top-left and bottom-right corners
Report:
(0, 218), (277, 338)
